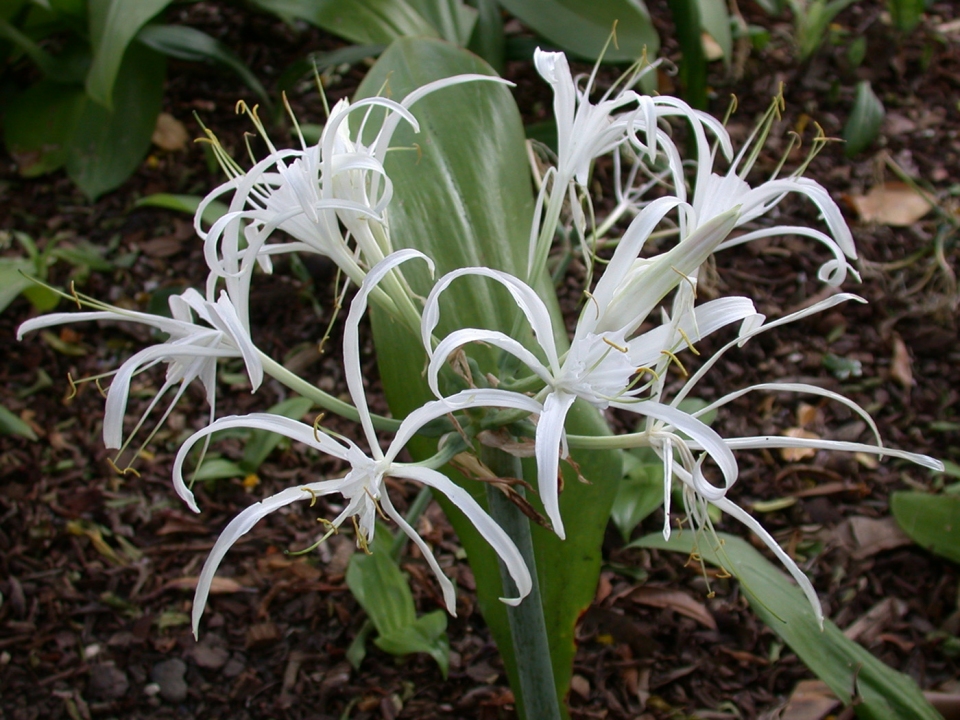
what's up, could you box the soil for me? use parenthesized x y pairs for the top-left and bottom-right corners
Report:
(2, 2), (959, 719)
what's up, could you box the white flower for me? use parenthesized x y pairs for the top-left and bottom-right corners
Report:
(173, 251), (532, 638)
(17, 288), (262, 455)
(197, 74), (511, 327)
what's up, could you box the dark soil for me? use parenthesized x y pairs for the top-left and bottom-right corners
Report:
(2, 2), (959, 719)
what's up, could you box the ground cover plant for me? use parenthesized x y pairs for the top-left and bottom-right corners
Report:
(2, 2), (960, 719)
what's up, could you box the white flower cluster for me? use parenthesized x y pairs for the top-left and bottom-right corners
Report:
(18, 50), (940, 637)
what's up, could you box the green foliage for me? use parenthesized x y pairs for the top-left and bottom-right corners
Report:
(888, 0), (924, 33)
(346, 531), (450, 677)
(0, 230), (111, 316)
(497, 0), (658, 62)
(136, 194), (228, 228)
(0, 403), (38, 440)
(611, 453), (664, 542)
(1, 0), (266, 198)
(355, 38), (621, 717)
(844, 80), (885, 157)
(635, 532), (943, 719)
(192, 397), (314, 481)
(783, 0), (858, 61)
(891, 491), (960, 564)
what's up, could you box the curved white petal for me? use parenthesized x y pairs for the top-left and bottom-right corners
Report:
(344, 249), (434, 451)
(427, 328), (554, 398)
(393, 465), (533, 607)
(422, 266), (560, 372)
(711, 436), (943, 471)
(535, 391), (578, 539)
(172, 414), (352, 512)
(712, 496), (824, 628)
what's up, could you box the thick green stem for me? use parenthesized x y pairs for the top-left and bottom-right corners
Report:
(481, 446), (562, 720)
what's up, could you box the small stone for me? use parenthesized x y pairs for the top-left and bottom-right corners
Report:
(151, 658), (188, 703)
(191, 636), (230, 669)
(88, 663), (129, 700)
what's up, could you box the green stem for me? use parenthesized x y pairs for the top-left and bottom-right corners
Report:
(481, 446), (562, 720)
(257, 351), (402, 432)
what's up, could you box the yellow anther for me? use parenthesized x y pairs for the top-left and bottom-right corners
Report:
(351, 516), (372, 554)
(670, 266), (698, 296)
(70, 281), (82, 310)
(660, 349), (689, 377)
(676, 328), (701, 356)
(301, 486), (318, 507)
(312, 413), (327, 443)
(716, 567), (732, 580)
(106, 457), (140, 478)
(364, 486), (388, 521)
(318, 518), (338, 534)
(602, 336), (628, 353)
(414, 142), (422, 164)
(94, 378), (108, 398)
(635, 366), (660, 382)
(66, 373), (79, 400)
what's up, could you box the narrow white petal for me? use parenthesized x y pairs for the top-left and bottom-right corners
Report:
(393, 466), (533, 606)
(712, 496), (824, 628)
(535, 391), (578, 539)
(711, 436), (943, 471)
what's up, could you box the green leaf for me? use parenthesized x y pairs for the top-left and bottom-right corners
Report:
(136, 24), (270, 106)
(496, 0), (659, 62)
(356, 38), (621, 717)
(843, 80), (884, 157)
(634, 532), (943, 720)
(0, 403), (38, 440)
(3, 80), (85, 177)
(668, 0), (707, 108)
(68, 42), (166, 198)
(135, 193), (228, 228)
(888, 0), (923, 32)
(406, 0), (477, 44)
(611, 463), (663, 542)
(240, 396), (314, 472)
(85, 0), (172, 109)
(192, 457), (247, 481)
(697, 0), (732, 63)
(891, 491), (960, 564)
(346, 540), (450, 676)
(466, 0), (505, 71)
(0, 257), (37, 314)
(249, 0), (439, 45)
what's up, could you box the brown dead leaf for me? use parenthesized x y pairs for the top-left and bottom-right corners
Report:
(847, 182), (933, 226)
(797, 402), (819, 427)
(781, 428), (820, 462)
(628, 586), (717, 630)
(844, 597), (908, 642)
(846, 516), (913, 559)
(152, 112), (189, 151)
(164, 576), (249, 594)
(890, 335), (914, 388)
(779, 679), (840, 720)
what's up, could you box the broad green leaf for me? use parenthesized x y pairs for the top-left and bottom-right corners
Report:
(844, 80), (884, 157)
(3, 80), (85, 177)
(21, 283), (59, 311)
(611, 463), (663, 542)
(135, 193), (228, 228)
(466, 0), (505, 71)
(635, 532), (943, 720)
(68, 43), (166, 199)
(697, 0), (732, 63)
(0, 404), (38, 441)
(375, 610), (450, 677)
(346, 539), (450, 675)
(496, 0), (659, 62)
(50, 243), (114, 272)
(891, 491), (960, 564)
(192, 457), (247, 481)
(888, 0), (923, 32)
(0, 257), (37, 314)
(85, 0), (171, 109)
(240, 396), (314, 472)
(356, 38), (621, 718)
(249, 0), (439, 45)
(406, 0), (477, 44)
(136, 24), (270, 106)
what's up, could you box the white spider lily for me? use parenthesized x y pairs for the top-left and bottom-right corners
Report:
(173, 250), (532, 638)
(17, 288), (261, 456)
(197, 74), (510, 327)
(421, 210), (761, 539)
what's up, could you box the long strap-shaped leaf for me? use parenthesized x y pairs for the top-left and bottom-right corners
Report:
(355, 38), (620, 718)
